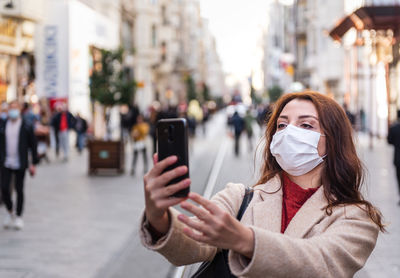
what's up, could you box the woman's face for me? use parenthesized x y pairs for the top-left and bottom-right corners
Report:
(276, 98), (326, 156)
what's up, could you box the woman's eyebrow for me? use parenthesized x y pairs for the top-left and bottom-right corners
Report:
(278, 115), (318, 120)
(298, 115), (319, 120)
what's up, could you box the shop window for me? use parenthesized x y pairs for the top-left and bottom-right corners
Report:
(122, 20), (134, 52)
(161, 41), (167, 62)
(162, 5), (168, 25)
(151, 25), (157, 48)
(17, 53), (35, 100)
(0, 54), (10, 103)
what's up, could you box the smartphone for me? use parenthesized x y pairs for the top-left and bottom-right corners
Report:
(157, 118), (190, 197)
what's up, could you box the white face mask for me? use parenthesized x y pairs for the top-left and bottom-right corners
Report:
(270, 124), (325, 176)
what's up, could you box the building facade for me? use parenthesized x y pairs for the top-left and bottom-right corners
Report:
(122, 0), (225, 112)
(306, 0), (346, 99)
(330, 0), (400, 138)
(0, 0), (44, 103)
(6, 0), (227, 122)
(263, 0), (346, 98)
(262, 0), (296, 93)
(35, 0), (120, 120)
(263, 0), (400, 138)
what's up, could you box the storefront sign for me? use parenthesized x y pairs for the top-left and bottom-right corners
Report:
(0, 18), (17, 46)
(44, 25), (58, 97)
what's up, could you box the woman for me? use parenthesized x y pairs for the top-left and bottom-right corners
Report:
(140, 91), (384, 278)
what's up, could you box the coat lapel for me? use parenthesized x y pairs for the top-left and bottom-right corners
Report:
(252, 176), (283, 233)
(284, 186), (327, 238)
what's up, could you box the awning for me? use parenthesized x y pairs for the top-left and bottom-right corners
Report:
(329, 5), (400, 41)
(329, 16), (355, 41)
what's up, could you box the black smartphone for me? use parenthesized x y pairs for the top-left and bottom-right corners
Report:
(157, 118), (189, 197)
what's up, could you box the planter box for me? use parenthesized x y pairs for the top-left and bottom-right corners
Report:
(88, 140), (124, 175)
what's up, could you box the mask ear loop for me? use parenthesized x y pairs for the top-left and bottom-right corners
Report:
(319, 134), (327, 159)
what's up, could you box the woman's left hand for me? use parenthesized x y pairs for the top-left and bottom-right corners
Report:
(178, 192), (254, 259)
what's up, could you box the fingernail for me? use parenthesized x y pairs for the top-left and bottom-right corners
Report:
(178, 214), (185, 221)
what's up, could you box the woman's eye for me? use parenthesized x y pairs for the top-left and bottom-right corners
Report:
(300, 123), (313, 129)
(277, 123), (287, 129)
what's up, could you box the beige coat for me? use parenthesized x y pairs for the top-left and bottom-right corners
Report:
(140, 175), (379, 278)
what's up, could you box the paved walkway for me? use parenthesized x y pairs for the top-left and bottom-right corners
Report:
(0, 148), (148, 278)
(355, 134), (400, 277)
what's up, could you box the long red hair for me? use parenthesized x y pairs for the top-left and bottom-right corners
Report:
(257, 91), (385, 231)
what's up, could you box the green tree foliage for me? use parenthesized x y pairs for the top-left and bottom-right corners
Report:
(185, 74), (197, 101)
(268, 85), (283, 103)
(90, 48), (136, 107)
(201, 83), (211, 103)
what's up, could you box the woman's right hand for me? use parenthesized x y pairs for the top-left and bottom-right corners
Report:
(144, 154), (191, 235)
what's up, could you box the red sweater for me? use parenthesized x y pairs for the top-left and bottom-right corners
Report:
(60, 112), (68, 131)
(281, 174), (319, 233)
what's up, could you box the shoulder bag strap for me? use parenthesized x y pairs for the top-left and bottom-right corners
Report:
(236, 187), (254, 221)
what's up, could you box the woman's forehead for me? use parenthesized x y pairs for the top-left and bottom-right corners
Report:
(279, 99), (318, 118)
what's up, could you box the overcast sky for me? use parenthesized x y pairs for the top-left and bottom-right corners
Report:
(200, 0), (270, 84)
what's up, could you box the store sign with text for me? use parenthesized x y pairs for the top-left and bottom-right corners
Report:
(44, 25), (58, 98)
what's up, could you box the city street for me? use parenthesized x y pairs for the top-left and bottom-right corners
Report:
(2, 0), (400, 277)
(0, 111), (399, 278)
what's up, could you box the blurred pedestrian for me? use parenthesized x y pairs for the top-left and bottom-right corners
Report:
(131, 114), (150, 176)
(228, 111), (245, 156)
(35, 122), (50, 163)
(34, 101), (51, 163)
(387, 110), (400, 205)
(0, 100), (38, 230)
(244, 109), (255, 151)
(360, 108), (366, 132)
(0, 102), (8, 122)
(22, 102), (39, 126)
(140, 91), (384, 277)
(50, 105), (61, 157)
(187, 100), (203, 137)
(201, 103), (210, 136)
(0, 102), (5, 205)
(51, 103), (76, 161)
(120, 105), (138, 145)
(148, 102), (160, 155)
(343, 103), (355, 129)
(74, 113), (88, 154)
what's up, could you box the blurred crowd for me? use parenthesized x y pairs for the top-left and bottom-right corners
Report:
(0, 97), (218, 229)
(226, 102), (272, 157)
(0, 100), (89, 164)
(121, 99), (216, 175)
(0, 98), (221, 174)
(0, 96), (361, 171)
